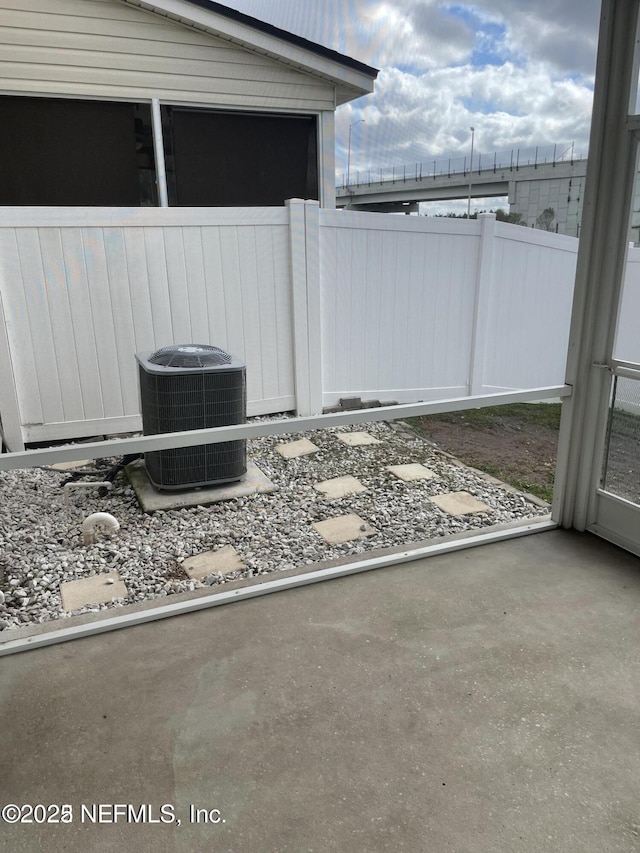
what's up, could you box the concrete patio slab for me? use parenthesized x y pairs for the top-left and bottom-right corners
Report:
(182, 546), (246, 580)
(314, 475), (367, 499)
(127, 459), (276, 512)
(430, 490), (490, 515)
(275, 438), (320, 459)
(60, 571), (128, 611)
(2, 531), (640, 853)
(312, 513), (376, 544)
(336, 431), (382, 447)
(387, 462), (437, 481)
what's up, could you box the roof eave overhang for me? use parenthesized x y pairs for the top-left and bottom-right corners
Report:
(122, 0), (377, 105)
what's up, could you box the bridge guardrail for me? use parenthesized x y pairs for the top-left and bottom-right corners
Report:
(337, 142), (582, 190)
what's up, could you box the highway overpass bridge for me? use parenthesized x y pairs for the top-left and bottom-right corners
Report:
(336, 158), (588, 237)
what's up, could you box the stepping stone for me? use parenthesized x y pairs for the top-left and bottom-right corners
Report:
(50, 459), (92, 471)
(430, 491), (490, 516)
(276, 438), (319, 459)
(183, 545), (245, 580)
(314, 475), (367, 499)
(312, 513), (376, 544)
(336, 432), (381, 447)
(60, 572), (128, 611)
(387, 463), (437, 482)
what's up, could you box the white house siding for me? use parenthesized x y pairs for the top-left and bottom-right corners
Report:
(0, 0), (336, 110)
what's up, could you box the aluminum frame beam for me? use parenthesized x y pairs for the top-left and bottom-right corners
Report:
(555, 0), (640, 530)
(0, 385), (570, 472)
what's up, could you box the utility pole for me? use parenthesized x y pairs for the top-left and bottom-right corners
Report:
(347, 119), (365, 187)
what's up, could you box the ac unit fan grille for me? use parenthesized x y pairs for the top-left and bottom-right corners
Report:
(149, 344), (232, 368)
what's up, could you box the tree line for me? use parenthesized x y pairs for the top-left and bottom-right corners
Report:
(433, 207), (556, 231)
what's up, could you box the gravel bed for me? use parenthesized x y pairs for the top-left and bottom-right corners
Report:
(0, 419), (548, 632)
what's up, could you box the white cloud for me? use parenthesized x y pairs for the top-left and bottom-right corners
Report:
(338, 61), (593, 175)
(220, 1), (599, 177)
(223, 0), (600, 74)
(468, 0), (600, 75)
(223, 0), (478, 69)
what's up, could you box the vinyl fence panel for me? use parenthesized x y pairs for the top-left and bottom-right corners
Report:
(480, 224), (578, 391)
(0, 207), (296, 446)
(614, 245), (640, 364)
(319, 210), (480, 405)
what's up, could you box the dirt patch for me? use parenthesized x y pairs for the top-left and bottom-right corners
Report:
(403, 404), (562, 503)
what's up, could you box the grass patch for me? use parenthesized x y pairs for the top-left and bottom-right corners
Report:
(470, 464), (555, 504)
(403, 402), (561, 505)
(404, 402), (562, 431)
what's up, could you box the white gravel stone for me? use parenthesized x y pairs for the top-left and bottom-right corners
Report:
(0, 418), (548, 631)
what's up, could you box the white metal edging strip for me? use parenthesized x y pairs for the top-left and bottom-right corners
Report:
(0, 518), (556, 657)
(0, 384), (572, 471)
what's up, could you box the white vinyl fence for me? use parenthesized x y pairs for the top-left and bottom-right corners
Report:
(615, 245), (640, 364)
(319, 211), (580, 405)
(319, 212), (480, 403)
(0, 205), (300, 449)
(0, 200), (625, 452)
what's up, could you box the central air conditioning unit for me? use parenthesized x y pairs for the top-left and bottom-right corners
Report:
(136, 344), (246, 490)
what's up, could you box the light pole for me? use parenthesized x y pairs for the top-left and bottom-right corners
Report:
(347, 119), (365, 187)
(467, 126), (475, 219)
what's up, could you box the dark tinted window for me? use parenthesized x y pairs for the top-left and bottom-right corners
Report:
(165, 108), (318, 206)
(0, 96), (154, 206)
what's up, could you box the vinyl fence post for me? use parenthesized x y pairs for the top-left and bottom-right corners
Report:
(286, 199), (323, 415)
(0, 290), (25, 451)
(468, 213), (497, 396)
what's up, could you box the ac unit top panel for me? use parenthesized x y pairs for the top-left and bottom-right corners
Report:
(136, 344), (245, 375)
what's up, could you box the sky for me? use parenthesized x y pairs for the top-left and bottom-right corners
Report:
(222, 0), (602, 213)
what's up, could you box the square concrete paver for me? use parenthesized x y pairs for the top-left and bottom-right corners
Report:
(314, 475), (367, 499)
(183, 545), (246, 580)
(312, 513), (376, 544)
(336, 432), (382, 447)
(430, 491), (490, 516)
(276, 438), (320, 459)
(60, 572), (128, 611)
(387, 463), (437, 482)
